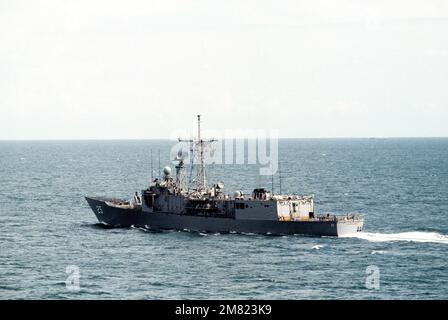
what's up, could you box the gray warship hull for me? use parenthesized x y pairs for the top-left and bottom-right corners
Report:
(86, 197), (363, 237)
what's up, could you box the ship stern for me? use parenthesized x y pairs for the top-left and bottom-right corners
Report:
(336, 217), (364, 236)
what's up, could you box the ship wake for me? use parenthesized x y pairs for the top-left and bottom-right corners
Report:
(341, 231), (448, 244)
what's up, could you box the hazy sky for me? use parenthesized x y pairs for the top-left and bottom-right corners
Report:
(1, 0), (447, 139)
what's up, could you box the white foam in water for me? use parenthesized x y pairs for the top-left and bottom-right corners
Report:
(341, 231), (448, 244)
(371, 250), (387, 255)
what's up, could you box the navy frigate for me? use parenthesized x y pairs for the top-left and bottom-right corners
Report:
(86, 115), (364, 236)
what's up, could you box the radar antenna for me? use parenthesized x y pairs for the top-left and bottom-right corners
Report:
(179, 115), (217, 193)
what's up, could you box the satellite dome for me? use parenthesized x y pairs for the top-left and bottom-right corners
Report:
(163, 166), (172, 176)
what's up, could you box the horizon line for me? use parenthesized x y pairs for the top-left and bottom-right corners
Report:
(1, 136), (448, 141)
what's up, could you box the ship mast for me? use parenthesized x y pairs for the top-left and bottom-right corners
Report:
(179, 115), (216, 194)
(195, 115), (216, 193)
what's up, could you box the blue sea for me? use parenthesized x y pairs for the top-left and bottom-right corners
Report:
(0, 139), (447, 299)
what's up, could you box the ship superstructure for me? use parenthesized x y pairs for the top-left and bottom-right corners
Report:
(86, 115), (364, 236)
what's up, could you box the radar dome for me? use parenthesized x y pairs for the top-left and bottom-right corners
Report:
(163, 166), (172, 176)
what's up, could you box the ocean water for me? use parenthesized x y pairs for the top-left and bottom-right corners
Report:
(0, 138), (447, 299)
